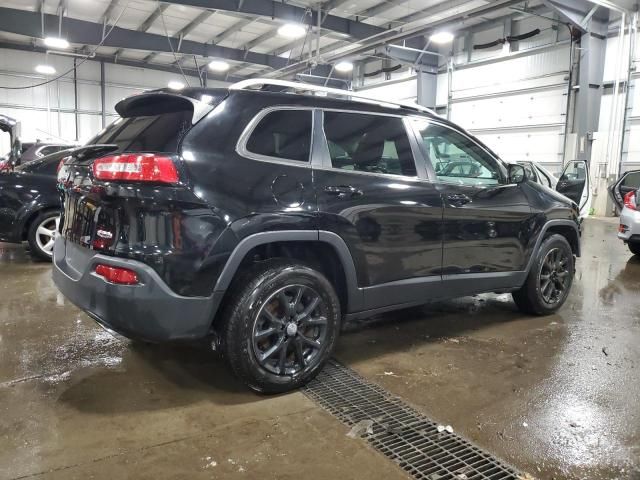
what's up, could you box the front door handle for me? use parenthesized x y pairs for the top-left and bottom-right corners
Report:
(446, 193), (472, 206)
(324, 185), (363, 198)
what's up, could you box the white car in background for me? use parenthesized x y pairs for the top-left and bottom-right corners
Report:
(612, 176), (640, 256)
(518, 160), (592, 220)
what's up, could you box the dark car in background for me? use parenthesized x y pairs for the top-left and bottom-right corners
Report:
(19, 141), (70, 164)
(0, 150), (68, 260)
(53, 80), (584, 393)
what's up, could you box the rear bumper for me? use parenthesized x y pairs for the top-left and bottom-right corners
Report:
(618, 207), (640, 242)
(52, 237), (223, 342)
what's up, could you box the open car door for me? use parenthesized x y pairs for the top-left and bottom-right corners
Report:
(0, 114), (21, 170)
(608, 170), (640, 212)
(556, 160), (592, 219)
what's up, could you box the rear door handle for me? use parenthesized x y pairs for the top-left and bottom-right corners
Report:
(446, 193), (472, 206)
(324, 185), (363, 198)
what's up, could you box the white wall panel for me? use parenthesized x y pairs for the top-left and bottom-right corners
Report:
(474, 128), (564, 171)
(445, 45), (569, 172)
(470, 25), (504, 62)
(359, 77), (417, 103)
(452, 46), (569, 91)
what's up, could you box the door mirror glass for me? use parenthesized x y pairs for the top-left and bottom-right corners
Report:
(508, 164), (527, 184)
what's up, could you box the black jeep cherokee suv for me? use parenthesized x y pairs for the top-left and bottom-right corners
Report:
(53, 81), (581, 393)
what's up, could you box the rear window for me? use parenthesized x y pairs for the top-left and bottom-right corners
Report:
(89, 110), (192, 153)
(245, 110), (312, 162)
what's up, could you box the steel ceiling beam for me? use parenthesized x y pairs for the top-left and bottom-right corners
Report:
(113, 3), (169, 60)
(226, 0), (353, 77)
(145, 9), (215, 63)
(0, 7), (291, 70)
(0, 40), (244, 83)
(542, 0), (610, 30)
(160, 0), (387, 40)
(266, 0), (525, 79)
(210, 17), (258, 44)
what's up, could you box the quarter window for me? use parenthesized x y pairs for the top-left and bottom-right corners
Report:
(413, 120), (502, 186)
(323, 111), (417, 177)
(245, 110), (312, 162)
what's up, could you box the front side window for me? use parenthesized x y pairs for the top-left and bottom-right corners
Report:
(413, 120), (502, 186)
(245, 109), (312, 162)
(323, 111), (417, 177)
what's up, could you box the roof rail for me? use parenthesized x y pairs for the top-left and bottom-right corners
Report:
(229, 78), (436, 115)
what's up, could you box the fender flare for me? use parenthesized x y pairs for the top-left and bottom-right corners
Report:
(212, 230), (363, 312)
(524, 219), (581, 274)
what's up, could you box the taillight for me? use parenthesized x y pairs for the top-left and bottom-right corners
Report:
(92, 154), (178, 184)
(57, 159), (64, 173)
(623, 191), (637, 211)
(95, 264), (139, 285)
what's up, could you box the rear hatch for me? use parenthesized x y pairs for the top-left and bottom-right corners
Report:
(58, 89), (226, 260)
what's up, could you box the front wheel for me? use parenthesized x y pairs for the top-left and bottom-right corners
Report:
(513, 234), (575, 315)
(628, 242), (640, 256)
(27, 211), (60, 261)
(219, 259), (341, 393)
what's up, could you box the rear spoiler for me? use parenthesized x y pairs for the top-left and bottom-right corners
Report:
(63, 144), (118, 164)
(115, 90), (227, 124)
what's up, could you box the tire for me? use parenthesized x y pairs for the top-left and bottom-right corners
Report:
(512, 234), (575, 316)
(219, 259), (341, 394)
(629, 242), (640, 256)
(27, 211), (60, 261)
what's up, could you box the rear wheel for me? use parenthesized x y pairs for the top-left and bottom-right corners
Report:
(27, 211), (60, 261)
(219, 259), (340, 393)
(513, 234), (574, 315)
(629, 242), (640, 256)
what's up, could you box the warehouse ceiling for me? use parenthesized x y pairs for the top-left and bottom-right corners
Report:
(0, 0), (614, 84)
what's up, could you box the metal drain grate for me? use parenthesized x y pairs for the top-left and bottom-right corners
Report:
(304, 360), (522, 480)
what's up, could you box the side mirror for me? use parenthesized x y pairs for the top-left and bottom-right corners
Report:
(508, 164), (527, 184)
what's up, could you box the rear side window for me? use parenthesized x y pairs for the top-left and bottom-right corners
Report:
(89, 110), (192, 153)
(245, 110), (312, 162)
(323, 111), (416, 177)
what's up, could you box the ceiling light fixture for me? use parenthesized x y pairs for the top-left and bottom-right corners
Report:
(277, 23), (306, 39)
(35, 64), (56, 75)
(167, 80), (185, 90)
(208, 60), (230, 72)
(429, 31), (455, 44)
(43, 37), (70, 49)
(335, 61), (354, 73)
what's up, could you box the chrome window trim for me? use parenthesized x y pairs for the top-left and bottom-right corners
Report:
(318, 108), (423, 180)
(236, 105), (315, 168)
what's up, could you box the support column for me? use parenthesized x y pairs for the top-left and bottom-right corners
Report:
(416, 69), (437, 110)
(100, 60), (106, 129)
(573, 18), (607, 163)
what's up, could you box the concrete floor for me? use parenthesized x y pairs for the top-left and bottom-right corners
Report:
(0, 217), (638, 480)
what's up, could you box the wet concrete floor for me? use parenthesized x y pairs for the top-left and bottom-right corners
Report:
(0, 217), (638, 479)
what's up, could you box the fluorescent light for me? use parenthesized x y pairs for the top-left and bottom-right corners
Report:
(43, 37), (69, 49)
(208, 60), (230, 72)
(35, 64), (56, 75)
(167, 80), (184, 90)
(278, 23), (306, 39)
(430, 31), (454, 44)
(335, 61), (353, 73)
